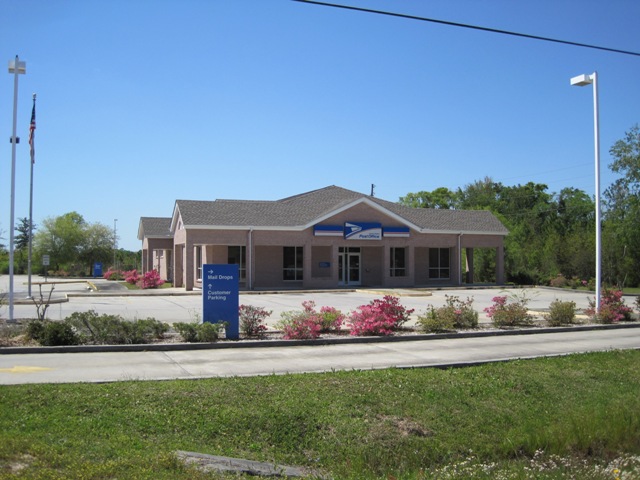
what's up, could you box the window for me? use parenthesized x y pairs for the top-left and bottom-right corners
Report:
(228, 246), (246, 281)
(390, 247), (406, 277)
(429, 248), (450, 279)
(195, 245), (202, 281)
(283, 246), (303, 281)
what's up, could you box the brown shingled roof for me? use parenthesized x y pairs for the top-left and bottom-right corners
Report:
(171, 185), (508, 235)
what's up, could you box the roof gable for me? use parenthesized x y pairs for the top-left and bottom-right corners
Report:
(138, 217), (172, 240)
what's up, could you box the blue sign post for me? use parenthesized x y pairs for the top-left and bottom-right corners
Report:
(202, 264), (240, 340)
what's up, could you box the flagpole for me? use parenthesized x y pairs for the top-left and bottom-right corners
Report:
(27, 93), (36, 298)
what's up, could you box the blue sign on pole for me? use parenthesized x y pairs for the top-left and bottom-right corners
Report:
(202, 264), (239, 340)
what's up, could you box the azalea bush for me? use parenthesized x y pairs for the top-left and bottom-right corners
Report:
(585, 288), (633, 324)
(418, 295), (478, 333)
(123, 269), (140, 285)
(239, 304), (272, 337)
(484, 292), (534, 328)
(277, 310), (322, 340)
(348, 295), (414, 336)
(103, 268), (123, 281)
(137, 269), (165, 289)
(276, 301), (345, 340)
(302, 300), (345, 332)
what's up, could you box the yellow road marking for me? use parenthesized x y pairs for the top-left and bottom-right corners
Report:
(0, 366), (53, 374)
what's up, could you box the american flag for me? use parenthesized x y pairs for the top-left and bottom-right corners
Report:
(28, 96), (36, 164)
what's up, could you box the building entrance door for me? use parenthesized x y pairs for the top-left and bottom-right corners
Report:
(338, 247), (361, 286)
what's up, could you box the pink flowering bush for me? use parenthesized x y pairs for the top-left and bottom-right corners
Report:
(103, 268), (122, 281)
(137, 269), (165, 289)
(302, 300), (345, 332)
(277, 310), (322, 340)
(277, 300), (344, 339)
(123, 269), (140, 285)
(585, 288), (633, 324)
(239, 304), (272, 337)
(348, 295), (414, 336)
(484, 293), (533, 327)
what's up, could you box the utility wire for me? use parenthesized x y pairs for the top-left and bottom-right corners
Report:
(293, 0), (640, 57)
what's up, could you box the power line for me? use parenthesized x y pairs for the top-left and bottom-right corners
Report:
(293, 0), (640, 57)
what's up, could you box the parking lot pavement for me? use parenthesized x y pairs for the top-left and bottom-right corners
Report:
(1, 275), (603, 327)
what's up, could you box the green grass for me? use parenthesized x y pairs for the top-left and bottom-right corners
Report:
(1, 350), (640, 479)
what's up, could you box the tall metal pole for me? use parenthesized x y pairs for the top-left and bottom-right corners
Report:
(570, 71), (601, 311)
(592, 72), (602, 311)
(8, 56), (25, 322)
(113, 219), (118, 269)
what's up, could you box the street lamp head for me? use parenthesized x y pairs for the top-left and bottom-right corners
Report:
(571, 73), (593, 87)
(8, 59), (26, 75)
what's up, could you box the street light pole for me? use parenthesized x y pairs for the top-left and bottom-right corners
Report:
(570, 71), (601, 311)
(113, 219), (118, 269)
(8, 56), (26, 322)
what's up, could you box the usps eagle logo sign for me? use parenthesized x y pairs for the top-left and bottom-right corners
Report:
(344, 222), (382, 240)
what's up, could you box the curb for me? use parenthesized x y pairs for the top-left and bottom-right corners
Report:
(2, 322), (639, 355)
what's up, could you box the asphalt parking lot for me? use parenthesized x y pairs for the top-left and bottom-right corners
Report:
(3, 275), (600, 327)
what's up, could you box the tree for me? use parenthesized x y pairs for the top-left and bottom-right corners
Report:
(399, 187), (459, 209)
(78, 223), (116, 273)
(603, 124), (640, 287)
(13, 217), (36, 274)
(34, 212), (86, 271)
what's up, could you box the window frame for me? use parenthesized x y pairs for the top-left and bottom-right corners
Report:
(428, 247), (450, 279)
(283, 246), (303, 281)
(390, 247), (407, 277)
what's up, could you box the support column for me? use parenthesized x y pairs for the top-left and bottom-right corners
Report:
(496, 245), (505, 285)
(465, 248), (474, 284)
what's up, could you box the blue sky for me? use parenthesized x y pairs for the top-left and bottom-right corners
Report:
(1, 0), (639, 252)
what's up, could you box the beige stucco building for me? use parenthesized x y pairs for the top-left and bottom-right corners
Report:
(138, 186), (508, 291)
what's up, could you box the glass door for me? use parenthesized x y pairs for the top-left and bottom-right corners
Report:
(339, 247), (361, 286)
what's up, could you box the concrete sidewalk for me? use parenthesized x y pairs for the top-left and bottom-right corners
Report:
(0, 326), (638, 385)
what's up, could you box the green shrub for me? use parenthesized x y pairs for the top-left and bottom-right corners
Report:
(545, 299), (578, 326)
(418, 295), (478, 333)
(27, 319), (80, 346)
(417, 306), (455, 333)
(173, 322), (225, 342)
(25, 319), (46, 342)
(65, 310), (168, 344)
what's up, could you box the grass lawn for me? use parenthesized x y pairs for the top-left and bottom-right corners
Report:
(1, 350), (639, 479)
